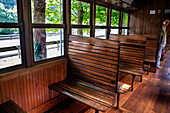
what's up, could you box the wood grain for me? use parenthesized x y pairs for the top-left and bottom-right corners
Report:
(0, 58), (67, 111)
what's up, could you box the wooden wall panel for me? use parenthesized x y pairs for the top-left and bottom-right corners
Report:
(130, 0), (170, 35)
(0, 58), (67, 112)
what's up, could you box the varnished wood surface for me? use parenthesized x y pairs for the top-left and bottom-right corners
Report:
(45, 50), (170, 113)
(49, 35), (120, 111)
(0, 59), (67, 112)
(0, 100), (26, 113)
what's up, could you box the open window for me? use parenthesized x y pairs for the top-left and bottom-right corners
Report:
(110, 9), (120, 35)
(71, 0), (90, 37)
(0, 0), (24, 70)
(95, 5), (108, 39)
(31, 0), (64, 62)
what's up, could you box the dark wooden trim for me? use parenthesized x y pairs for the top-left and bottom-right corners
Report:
(95, 26), (107, 29)
(127, 14), (130, 35)
(0, 23), (20, 28)
(71, 25), (91, 28)
(107, 6), (111, 40)
(32, 24), (66, 28)
(95, 1), (110, 8)
(22, 0), (34, 67)
(91, 0), (96, 37)
(77, 0), (92, 3)
(119, 11), (123, 34)
(110, 27), (120, 29)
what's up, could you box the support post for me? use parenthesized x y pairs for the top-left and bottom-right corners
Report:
(140, 76), (142, 82)
(116, 92), (120, 109)
(95, 109), (99, 113)
(131, 74), (136, 91)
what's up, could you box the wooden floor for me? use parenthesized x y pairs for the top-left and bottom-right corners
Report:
(45, 51), (170, 113)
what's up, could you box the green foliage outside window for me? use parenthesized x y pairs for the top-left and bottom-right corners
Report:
(122, 13), (128, 27)
(31, 0), (63, 33)
(111, 9), (119, 27)
(95, 5), (107, 26)
(71, 0), (90, 25)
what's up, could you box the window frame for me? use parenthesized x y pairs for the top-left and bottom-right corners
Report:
(0, 0), (26, 73)
(29, 0), (66, 66)
(70, 0), (91, 37)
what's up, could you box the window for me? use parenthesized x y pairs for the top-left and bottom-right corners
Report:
(95, 29), (107, 39)
(122, 29), (128, 35)
(95, 5), (107, 26)
(71, 0), (90, 25)
(72, 28), (90, 37)
(122, 13), (129, 27)
(31, 0), (64, 62)
(0, 0), (23, 69)
(111, 10), (119, 27)
(71, 0), (90, 36)
(110, 29), (119, 34)
(31, 0), (63, 24)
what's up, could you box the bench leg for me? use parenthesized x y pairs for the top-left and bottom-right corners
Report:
(140, 76), (142, 82)
(116, 93), (120, 110)
(95, 109), (99, 113)
(131, 74), (136, 92)
(147, 69), (149, 75)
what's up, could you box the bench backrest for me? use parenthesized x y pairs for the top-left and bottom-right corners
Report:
(110, 35), (146, 72)
(67, 35), (120, 94)
(145, 35), (159, 63)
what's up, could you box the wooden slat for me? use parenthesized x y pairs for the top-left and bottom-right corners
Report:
(69, 49), (117, 61)
(69, 42), (119, 53)
(6, 100), (26, 113)
(69, 58), (116, 72)
(69, 55), (117, 68)
(69, 62), (115, 75)
(69, 35), (119, 48)
(69, 52), (116, 65)
(69, 45), (118, 57)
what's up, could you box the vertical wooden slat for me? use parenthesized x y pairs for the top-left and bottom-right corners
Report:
(0, 83), (3, 104)
(29, 73), (35, 109)
(12, 78), (18, 105)
(4, 81), (10, 101)
(19, 76), (26, 110)
(0, 61), (67, 112)
(8, 80), (15, 102)
(33, 72), (38, 108)
(23, 75), (29, 111)
(16, 77), (22, 109)
(36, 71), (40, 106)
(26, 74), (32, 110)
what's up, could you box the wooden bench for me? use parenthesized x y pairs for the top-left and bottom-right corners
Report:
(130, 34), (159, 73)
(48, 35), (123, 112)
(0, 100), (26, 113)
(110, 34), (146, 91)
(144, 35), (159, 73)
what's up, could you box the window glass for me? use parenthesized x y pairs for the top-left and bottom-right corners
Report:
(71, 0), (90, 25)
(0, 28), (21, 69)
(33, 28), (64, 61)
(122, 13), (129, 27)
(31, 0), (63, 24)
(110, 29), (119, 34)
(111, 10), (119, 27)
(95, 29), (107, 39)
(122, 29), (128, 35)
(0, 0), (18, 23)
(95, 5), (107, 26)
(72, 28), (90, 37)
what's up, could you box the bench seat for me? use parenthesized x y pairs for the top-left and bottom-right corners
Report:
(49, 78), (115, 111)
(0, 100), (26, 113)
